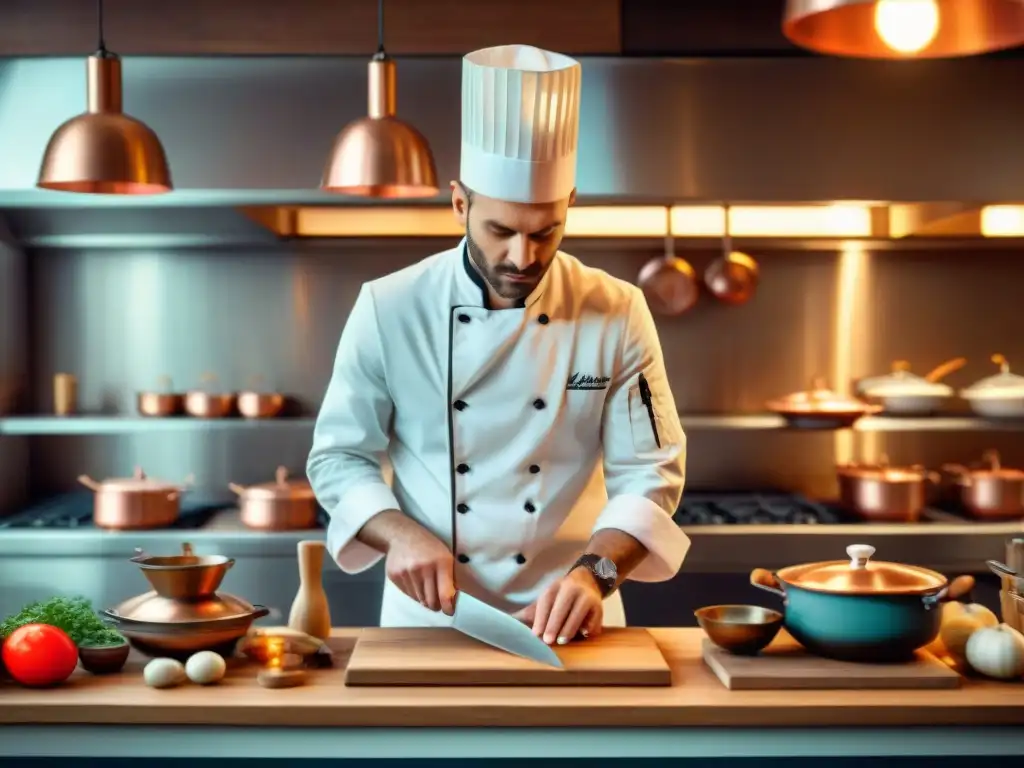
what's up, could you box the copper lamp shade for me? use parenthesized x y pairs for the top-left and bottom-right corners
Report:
(38, 52), (172, 195)
(321, 54), (438, 198)
(783, 0), (1024, 58)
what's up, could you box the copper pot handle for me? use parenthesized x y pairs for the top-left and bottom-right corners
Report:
(750, 568), (786, 599)
(228, 483), (247, 496)
(942, 463), (972, 486)
(924, 357), (967, 383)
(78, 474), (102, 492)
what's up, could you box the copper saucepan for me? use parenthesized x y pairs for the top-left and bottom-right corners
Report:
(943, 449), (1024, 520)
(230, 466), (319, 530)
(637, 208), (698, 316)
(185, 372), (237, 418)
(836, 455), (939, 523)
(704, 206), (759, 305)
(78, 467), (195, 530)
(137, 375), (185, 417)
(766, 376), (881, 430)
(237, 375), (285, 419)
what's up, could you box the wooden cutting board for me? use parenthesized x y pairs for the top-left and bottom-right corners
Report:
(702, 633), (961, 690)
(344, 627), (672, 686)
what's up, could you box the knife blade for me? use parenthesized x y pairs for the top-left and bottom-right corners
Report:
(452, 591), (564, 669)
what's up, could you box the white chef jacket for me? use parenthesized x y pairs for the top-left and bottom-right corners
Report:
(307, 239), (689, 628)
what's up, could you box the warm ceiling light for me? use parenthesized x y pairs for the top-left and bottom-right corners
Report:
(37, 0), (171, 195)
(980, 205), (1024, 236)
(564, 207), (667, 237)
(782, 0), (1024, 59)
(670, 205), (873, 237)
(321, 0), (438, 198)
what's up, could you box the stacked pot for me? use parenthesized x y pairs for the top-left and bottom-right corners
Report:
(103, 542), (269, 661)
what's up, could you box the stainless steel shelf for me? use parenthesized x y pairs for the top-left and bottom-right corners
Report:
(3, 413), (1024, 436)
(680, 414), (1024, 432)
(0, 416), (317, 435)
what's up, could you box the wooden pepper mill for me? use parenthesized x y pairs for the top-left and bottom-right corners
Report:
(288, 540), (331, 640)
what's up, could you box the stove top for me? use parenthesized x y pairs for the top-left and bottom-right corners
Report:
(0, 492), (320, 530)
(673, 492), (842, 526)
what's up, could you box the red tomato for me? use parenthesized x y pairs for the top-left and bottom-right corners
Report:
(1, 624), (79, 687)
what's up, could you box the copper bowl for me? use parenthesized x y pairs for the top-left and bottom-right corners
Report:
(130, 542), (234, 599)
(184, 391), (236, 418)
(237, 391), (285, 419)
(137, 392), (184, 417)
(695, 604), (783, 655)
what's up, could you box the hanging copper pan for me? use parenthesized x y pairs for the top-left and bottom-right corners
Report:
(637, 208), (698, 316)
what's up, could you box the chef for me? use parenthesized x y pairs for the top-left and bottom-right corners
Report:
(308, 44), (689, 646)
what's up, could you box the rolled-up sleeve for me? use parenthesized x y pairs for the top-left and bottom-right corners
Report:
(591, 287), (689, 582)
(307, 284), (399, 574)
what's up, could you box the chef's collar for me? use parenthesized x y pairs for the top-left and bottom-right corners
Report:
(456, 239), (551, 310)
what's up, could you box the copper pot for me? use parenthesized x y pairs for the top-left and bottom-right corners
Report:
(943, 449), (1024, 520)
(766, 376), (881, 430)
(636, 210), (699, 316)
(230, 466), (318, 530)
(237, 376), (285, 419)
(78, 467), (193, 530)
(137, 375), (184, 417)
(836, 456), (939, 523)
(185, 372), (236, 418)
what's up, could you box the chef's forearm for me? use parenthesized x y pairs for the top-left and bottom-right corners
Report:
(355, 509), (427, 554)
(584, 528), (649, 586)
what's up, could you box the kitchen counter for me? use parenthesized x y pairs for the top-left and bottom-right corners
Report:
(2, 628), (1024, 760)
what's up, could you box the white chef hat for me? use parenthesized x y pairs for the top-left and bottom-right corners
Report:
(460, 44), (582, 204)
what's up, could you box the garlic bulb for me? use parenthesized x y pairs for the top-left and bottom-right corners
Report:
(965, 624), (1024, 680)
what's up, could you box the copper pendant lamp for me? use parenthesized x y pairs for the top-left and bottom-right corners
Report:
(321, 0), (438, 197)
(783, 0), (1024, 59)
(37, 0), (172, 194)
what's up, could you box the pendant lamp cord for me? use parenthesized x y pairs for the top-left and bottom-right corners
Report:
(377, 0), (385, 54)
(96, 0), (106, 53)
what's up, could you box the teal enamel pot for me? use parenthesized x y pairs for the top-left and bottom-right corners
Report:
(750, 544), (974, 662)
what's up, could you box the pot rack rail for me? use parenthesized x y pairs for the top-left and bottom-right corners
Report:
(2, 414), (1024, 436)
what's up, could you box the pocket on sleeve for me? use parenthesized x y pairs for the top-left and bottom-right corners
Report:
(627, 383), (666, 457)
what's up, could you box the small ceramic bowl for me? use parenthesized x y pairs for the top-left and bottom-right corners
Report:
(79, 641), (131, 674)
(695, 604), (784, 655)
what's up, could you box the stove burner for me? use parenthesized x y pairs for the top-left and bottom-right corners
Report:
(0, 492), (233, 530)
(673, 492), (842, 525)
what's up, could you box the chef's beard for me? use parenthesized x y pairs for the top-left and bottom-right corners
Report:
(466, 218), (546, 302)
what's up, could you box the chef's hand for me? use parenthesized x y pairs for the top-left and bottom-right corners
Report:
(384, 526), (456, 616)
(516, 568), (603, 645)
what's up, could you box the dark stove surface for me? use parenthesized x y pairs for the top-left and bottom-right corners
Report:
(674, 491), (842, 526)
(0, 492), (233, 530)
(0, 491), (332, 530)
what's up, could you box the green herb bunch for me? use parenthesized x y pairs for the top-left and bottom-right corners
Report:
(0, 596), (124, 647)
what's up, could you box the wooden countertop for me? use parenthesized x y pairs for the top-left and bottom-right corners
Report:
(2, 628), (1024, 728)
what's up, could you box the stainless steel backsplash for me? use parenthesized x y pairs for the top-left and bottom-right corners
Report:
(0, 215), (28, 512)
(21, 241), (1024, 504)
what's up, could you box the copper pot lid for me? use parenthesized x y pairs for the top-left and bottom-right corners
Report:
(766, 376), (876, 414)
(837, 455), (932, 483)
(78, 466), (191, 493)
(229, 466), (315, 501)
(109, 589), (258, 624)
(961, 354), (1024, 399)
(776, 544), (947, 595)
(945, 449), (1024, 481)
(857, 360), (956, 398)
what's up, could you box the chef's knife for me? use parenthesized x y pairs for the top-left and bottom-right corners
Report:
(452, 591), (564, 669)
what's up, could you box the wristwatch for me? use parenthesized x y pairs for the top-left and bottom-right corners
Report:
(570, 553), (618, 598)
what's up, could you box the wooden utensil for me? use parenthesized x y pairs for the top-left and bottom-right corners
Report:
(288, 540), (331, 640)
(344, 627), (671, 686)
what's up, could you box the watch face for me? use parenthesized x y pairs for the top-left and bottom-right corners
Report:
(593, 557), (616, 580)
